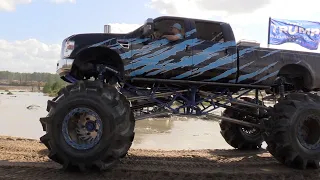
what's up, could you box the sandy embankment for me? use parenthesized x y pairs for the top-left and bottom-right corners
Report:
(0, 85), (41, 92)
(0, 136), (318, 180)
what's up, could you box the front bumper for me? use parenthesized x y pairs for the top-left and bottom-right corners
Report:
(56, 58), (74, 76)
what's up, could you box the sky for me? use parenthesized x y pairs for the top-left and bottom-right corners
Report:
(1, 0), (320, 73)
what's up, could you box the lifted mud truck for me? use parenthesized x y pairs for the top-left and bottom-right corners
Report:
(41, 16), (320, 171)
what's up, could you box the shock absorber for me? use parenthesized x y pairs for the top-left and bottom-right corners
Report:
(275, 76), (286, 100)
(96, 64), (106, 83)
(96, 64), (121, 84)
(279, 82), (285, 99)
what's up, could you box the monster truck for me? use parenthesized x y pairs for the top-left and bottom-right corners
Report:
(40, 16), (320, 171)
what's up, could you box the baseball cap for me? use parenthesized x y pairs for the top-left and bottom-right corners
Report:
(171, 23), (182, 31)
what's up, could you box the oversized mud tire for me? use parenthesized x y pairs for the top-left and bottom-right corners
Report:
(264, 93), (320, 169)
(220, 97), (264, 150)
(39, 80), (135, 171)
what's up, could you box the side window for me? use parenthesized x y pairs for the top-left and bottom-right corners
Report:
(153, 19), (185, 39)
(195, 21), (224, 42)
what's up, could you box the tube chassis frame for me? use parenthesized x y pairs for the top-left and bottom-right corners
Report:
(66, 65), (273, 130)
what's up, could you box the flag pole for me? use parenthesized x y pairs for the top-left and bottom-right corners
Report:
(267, 17), (271, 48)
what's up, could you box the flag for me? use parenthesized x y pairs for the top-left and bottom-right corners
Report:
(268, 18), (320, 50)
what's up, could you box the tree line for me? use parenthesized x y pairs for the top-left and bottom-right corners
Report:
(0, 71), (63, 85)
(0, 71), (67, 96)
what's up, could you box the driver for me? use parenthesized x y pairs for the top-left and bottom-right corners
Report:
(162, 23), (183, 41)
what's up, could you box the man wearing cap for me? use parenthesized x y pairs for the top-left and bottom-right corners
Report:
(162, 23), (184, 41)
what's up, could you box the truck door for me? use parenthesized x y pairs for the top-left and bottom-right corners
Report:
(128, 17), (193, 79)
(156, 19), (195, 79)
(188, 21), (237, 82)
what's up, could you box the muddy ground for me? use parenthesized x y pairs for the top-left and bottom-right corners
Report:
(0, 136), (318, 180)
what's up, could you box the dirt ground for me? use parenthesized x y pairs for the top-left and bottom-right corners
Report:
(0, 136), (319, 180)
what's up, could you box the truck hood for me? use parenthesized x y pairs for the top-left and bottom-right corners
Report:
(64, 33), (128, 58)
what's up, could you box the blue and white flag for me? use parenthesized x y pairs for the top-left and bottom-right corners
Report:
(269, 18), (320, 50)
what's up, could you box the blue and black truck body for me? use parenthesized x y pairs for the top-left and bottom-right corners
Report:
(57, 16), (320, 92)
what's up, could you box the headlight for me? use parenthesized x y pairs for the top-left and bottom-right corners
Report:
(61, 40), (75, 58)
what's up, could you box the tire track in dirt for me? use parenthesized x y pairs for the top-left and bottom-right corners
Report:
(0, 136), (319, 180)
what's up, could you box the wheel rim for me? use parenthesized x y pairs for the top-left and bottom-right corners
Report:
(238, 114), (261, 138)
(298, 114), (320, 150)
(239, 127), (261, 138)
(62, 107), (103, 150)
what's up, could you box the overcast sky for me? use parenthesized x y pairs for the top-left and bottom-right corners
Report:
(0, 0), (319, 73)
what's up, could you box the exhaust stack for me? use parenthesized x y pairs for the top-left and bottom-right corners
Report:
(104, 25), (111, 33)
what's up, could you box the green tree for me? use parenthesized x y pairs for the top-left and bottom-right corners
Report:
(42, 80), (66, 97)
(43, 83), (52, 93)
